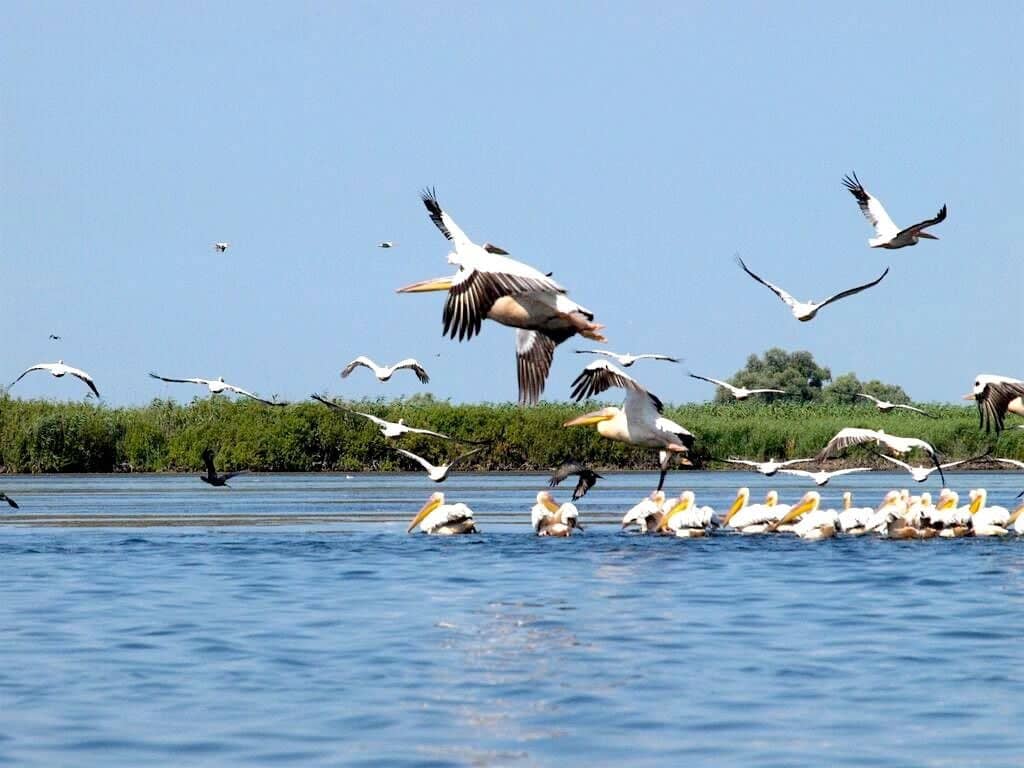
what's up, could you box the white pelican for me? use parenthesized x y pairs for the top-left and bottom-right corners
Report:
(768, 492), (838, 539)
(377, 241), (395, 248)
(341, 356), (429, 384)
(842, 172), (946, 249)
(0, 492), (19, 509)
(718, 457), (815, 476)
(856, 393), (935, 417)
(548, 462), (602, 500)
(736, 256), (889, 322)
(199, 448), (245, 487)
(213, 242), (230, 252)
(408, 492), (477, 534)
(837, 491), (878, 534)
(531, 491), (582, 537)
(721, 488), (786, 533)
(398, 189), (605, 404)
(777, 467), (872, 486)
(967, 488), (1010, 537)
(1008, 502), (1024, 535)
(816, 428), (944, 483)
(393, 446), (482, 482)
(563, 361), (695, 491)
(621, 491), (667, 533)
(928, 490), (971, 536)
(689, 373), (787, 400)
(965, 375), (1024, 434)
(310, 394), (450, 439)
(148, 372), (282, 406)
(875, 452), (986, 483)
(10, 361), (100, 398)
(574, 350), (679, 367)
(657, 491), (714, 537)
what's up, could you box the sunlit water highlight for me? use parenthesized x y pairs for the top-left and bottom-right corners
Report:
(2, 471), (1024, 766)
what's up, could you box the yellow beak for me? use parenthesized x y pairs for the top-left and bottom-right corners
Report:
(563, 410), (615, 428)
(658, 497), (691, 531)
(774, 495), (818, 528)
(962, 393), (976, 401)
(722, 492), (747, 525)
(396, 276), (455, 293)
(1009, 504), (1024, 525)
(542, 495), (560, 514)
(408, 497), (442, 532)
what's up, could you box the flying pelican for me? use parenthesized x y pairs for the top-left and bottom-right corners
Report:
(816, 427), (944, 484)
(621, 491), (668, 533)
(574, 350), (679, 367)
(856, 393), (935, 417)
(397, 189), (605, 404)
(310, 394), (451, 439)
(689, 373), (787, 400)
(341, 356), (429, 384)
(841, 172), (946, 249)
(9, 361), (100, 398)
(767, 492), (838, 539)
(0, 492), (19, 509)
(657, 490), (715, 537)
(393, 446), (483, 482)
(199, 448), (245, 487)
(377, 241), (395, 248)
(408, 492), (477, 534)
(718, 457), (815, 476)
(563, 361), (695, 491)
(148, 372), (283, 406)
(531, 491), (582, 537)
(213, 242), (230, 252)
(875, 451), (988, 483)
(548, 462), (602, 500)
(965, 375), (1024, 434)
(777, 467), (872, 486)
(736, 256), (889, 322)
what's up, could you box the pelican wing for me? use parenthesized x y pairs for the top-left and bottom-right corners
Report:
(875, 453), (913, 472)
(826, 467), (872, 478)
(394, 447), (436, 473)
(778, 469), (815, 480)
(747, 388), (788, 395)
(443, 267), (561, 341)
(939, 450), (991, 471)
(516, 330), (557, 406)
(222, 382), (275, 405)
(448, 447), (483, 470)
(735, 256), (797, 309)
(897, 205), (947, 238)
(720, 458), (759, 468)
(340, 357), (376, 378)
(310, 393), (346, 411)
(149, 372), (210, 386)
(570, 360), (663, 412)
(994, 457), (1024, 470)
(977, 381), (1024, 434)
(575, 349), (617, 360)
(856, 393), (882, 405)
(549, 462), (601, 500)
(9, 364), (53, 388)
(482, 243), (510, 255)
(816, 427), (882, 460)
(393, 359), (430, 384)
(689, 373), (737, 393)
(67, 367), (100, 398)
(891, 403), (935, 418)
(421, 187), (472, 249)
(814, 268), (889, 311)
(633, 353), (680, 363)
(842, 172), (899, 239)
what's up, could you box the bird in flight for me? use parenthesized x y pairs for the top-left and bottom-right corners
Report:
(548, 462), (602, 500)
(965, 375), (1024, 434)
(718, 457), (815, 476)
(842, 172), (946, 249)
(875, 451), (989, 483)
(199, 448), (245, 487)
(48, 334), (61, 341)
(310, 394), (451, 439)
(9, 361), (100, 398)
(574, 350), (679, 367)
(777, 467), (872, 486)
(689, 373), (788, 400)
(0, 492), (19, 509)
(736, 256), (889, 322)
(816, 427), (944, 484)
(213, 242), (230, 252)
(393, 446), (483, 482)
(856, 393), (934, 417)
(148, 373), (284, 406)
(377, 241), (395, 248)
(340, 356), (430, 384)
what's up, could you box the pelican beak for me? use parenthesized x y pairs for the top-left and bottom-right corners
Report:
(408, 496), (442, 533)
(774, 494), (817, 528)
(396, 276), (455, 293)
(721, 492), (746, 525)
(658, 496), (691, 531)
(542, 494), (560, 513)
(1009, 504), (1024, 525)
(962, 393), (977, 401)
(968, 495), (983, 515)
(563, 409), (615, 427)
(919, 232), (939, 240)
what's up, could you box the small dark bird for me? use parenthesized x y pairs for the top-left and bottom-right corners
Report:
(549, 462), (602, 501)
(0, 492), (19, 509)
(200, 448), (245, 487)
(49, 334), (61, 341)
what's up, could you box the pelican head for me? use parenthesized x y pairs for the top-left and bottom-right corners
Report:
(658, 490), (695, 531)
(764, 490), (779, 507)
(936, 489), (958, 510)
(563, 407), (618, 428)
(774, 491), (821, 527)
(536, 491), (560, 513)
(408, 492), (445, 533)
(843, 491), (852, 510)
(396, 275), (455, 293)
(968, 488), (986, 515)
(722, 487), (750, 525)
(964, 374), (1021, 400)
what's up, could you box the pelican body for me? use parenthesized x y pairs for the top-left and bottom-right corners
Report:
(658, 491), (714, 537)
(531, 492), (582, 537)
(621, 491), (667, 533)
(408, 492), (477, 535)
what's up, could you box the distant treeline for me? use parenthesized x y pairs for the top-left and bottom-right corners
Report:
(0, 394), (1018, 474)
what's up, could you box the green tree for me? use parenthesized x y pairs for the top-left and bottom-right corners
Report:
(722, 348), (831, 403)
(823, 372), (911, 405)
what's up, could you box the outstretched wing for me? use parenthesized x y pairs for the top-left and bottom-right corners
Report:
(778, 469), (814, 479)
(442, 266), (560, 341)
(689, 373), (736, 392)
(875, 452), (913, 472)
(633, 354), (680, 363)
(2, 495), (18, 509)
(222, 382), (277, 405)
(828, 467), (872, 478)
(976, 381), (1024, 434)
(149, 372), (209, 386)
(341, 357), (375, 378)
(68, 368), (100, 398)
(891, 403), (935, 418)
(720, 458), (759, 468)
(421, 187), (473, 249)
(897, 204), (947, 239)
(570, 360), (662, 411)
(735, 256), (798, 309)
(393, 359), (430, 384)
(842, 172), (899, 239)
(939, 449), (991, 471)
(9, 364), (52, 389)
(517, 330), (558, 406)
(549, 461), (586, 486)
(448, 447), (483, 470)
(393, 447), (435, 473)
(816, 268), (889, 312)
(311, 393), (346, 411)
(856, 393), (882, 405)
(816, 427), (881, 461)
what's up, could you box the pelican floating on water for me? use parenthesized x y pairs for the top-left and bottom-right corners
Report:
(842, 172), (946, 249)
(341, 356), (430, 384)
(564, 361), (695, 491)
(10, 361), (100, 398)
(965, 375), (1024, 434)
(657, 491), (715, 537)
(721, 488), (788, 533)
(689, 373), (787, 400)
(768, 492), (838, 539)
(398, 189), (605, 404)
(531, 492), (582, 537)
(621, 491), (668, 533)
(408, 492), (477, 534)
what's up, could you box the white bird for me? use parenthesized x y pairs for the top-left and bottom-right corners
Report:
(397, 189), (605, 404)
(9, 361), (100, 398)
(148, 372), (282, 406)
(993, 457), (1024, 472)
(309, 394), (451, 439)
(842, 172), (947, 249)
(574, 349), (679, 367)
(689, 373), (788, 400)
(621, 491), (668, 533)
(213, 242), (230, 252)
(721, 488), (788, 533)
(531, 491), (582, 537)
(377, 241), (395, 248)
(563, 361), (695, 491)
(657, 490), (715, 537)
(768, 492), (839, 539)
(816, 427), (944, 483)
(407, 492), (477, 534)
(964, 375), (1024, 434)
(777, 467), (872, 486)
(966, 488), (1010, 537)
(393, 446), (482, 482)
(837, 491), (878, 534)
(340, 356), (430, 384)
(1008, 501), (1024, 535)
(875, 452), (987, 483)
(736, 256), (889, 322)
(718, 457), (815, 476)
(856, 393), (935, 417)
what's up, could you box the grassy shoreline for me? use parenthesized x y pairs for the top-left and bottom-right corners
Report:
(0, 395), (1019, 474)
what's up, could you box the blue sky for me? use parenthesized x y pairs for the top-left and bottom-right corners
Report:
(3, 2), (1020, 406)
